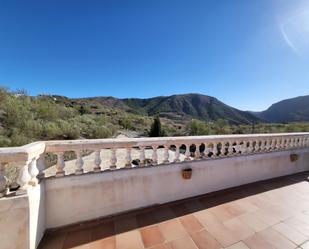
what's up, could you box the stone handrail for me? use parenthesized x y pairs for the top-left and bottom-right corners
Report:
(0, 142), (46, 194)
(44, 132), (309, 177)
(0, 132), (309, 196)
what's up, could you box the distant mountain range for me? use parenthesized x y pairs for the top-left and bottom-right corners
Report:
(77, 94), (260, 124)
(59, 93), (309, 124)
(253, 95), (309, 123)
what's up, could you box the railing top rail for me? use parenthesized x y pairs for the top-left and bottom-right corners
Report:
(0, 142), (46, 163)
(44, 132), (309, 152)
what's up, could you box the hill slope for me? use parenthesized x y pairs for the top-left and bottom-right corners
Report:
(79, 94), (260, 124)
(254, 95), (309, 123)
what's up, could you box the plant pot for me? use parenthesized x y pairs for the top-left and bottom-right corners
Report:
(290, 154), (299, 162)
(182, 168), (192, 180)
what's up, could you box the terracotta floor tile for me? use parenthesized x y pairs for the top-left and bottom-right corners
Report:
(179, 215), (203, 234)
(150, 244), (173, 249)
(258, 228), (296, 249)
(114, 216), (138, 234)
(238, 212), (269, 232)
(115, 230), (144, 249)
(263, 204), (295, 221)
(284, 217), (309, 237)
(140, 225), (165, 248)
(190, 229), (222, 249)
(251, 208), (280, 227)
(246, 194), (271, 209)
(225, 199), (258, 216)
(208, 205), (236, 222)
(167, 236), (198, 249)
(223, 217), (254, 241)
(272, 222), (308, 245)
(193, 210), (221, 228)
(63, 228), (92, 249)
(89, 237), (116, 249)
(244, 234), (277, 249)
(159, 219), (188, 241)
(203, 223), (239, 247)
(224, 241), (250, 249)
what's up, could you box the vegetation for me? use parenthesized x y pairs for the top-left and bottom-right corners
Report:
(149, 115), (165, 137)
(0, 88), (308, 147)
(186, 119), (309, 136)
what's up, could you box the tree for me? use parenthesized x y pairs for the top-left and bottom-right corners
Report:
(149, 115), (164, 137)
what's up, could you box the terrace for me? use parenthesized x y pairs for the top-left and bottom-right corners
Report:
(0, 133), (309, 249)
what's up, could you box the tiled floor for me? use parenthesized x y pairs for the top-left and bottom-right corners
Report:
(39, 172), (309, 249)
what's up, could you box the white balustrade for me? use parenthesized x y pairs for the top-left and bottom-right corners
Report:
(110, 148), (117, 169)
(184, 144), (191, 161)
(152, 145), (158, 165)
(75, 150), (84, 175)
(125, 148), (132, 168)
(55, 152), (65, 177)
(94, 150), (102, 172)
(174, 144), (180, 162)
(0, 133), (308, 187)
(163, 145), (169, 163)
(139, 146), (146, 166)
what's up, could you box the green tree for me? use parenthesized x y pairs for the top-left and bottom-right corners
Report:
(149, 115), (164, 137)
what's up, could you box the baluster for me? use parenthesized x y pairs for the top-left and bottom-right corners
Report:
(124, 147), (132, 168)
(110, 148), (117, 169)
(0, 163), (8, 197)
(17, 159), (32, 189)
(195, 143), (201, 159)
(213, 143), (218, 157)
(270, 139), (275, 150)
(254, 141), (260, 152)
(228, 141), (234, 156)
(300, 137), (305, 148)
(220, 143), (226, 157)
(184, 144), (191, 161)
(173, 144), (180, 162)
(248, 141), (253, 153)
(75, 150), (84, 175)
(55, 152), (65, 177)
(234, 141), (240, 154)
(285, 138), (291, 149)
(152, 145), (158, 165)
(260, 140), (265, 151)
(139, 146), (146, 166)
(240, 141), (245, 154)
(203, 144), (210, 158)
(297, 137), (301, 147)
(291, 138), (295, 148)
(276, 138), (281, 150)
(94, 150), (102, 172)
(28, 158), (39, 185)
(265, 139), (270, 151)
(280, 138), (285, 149)
(163, 145), (169, 163)
(304, 137), (309, 147)
(37, 154), (46, 178)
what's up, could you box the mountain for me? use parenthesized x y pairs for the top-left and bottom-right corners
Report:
(254, 95), (309, 123)
(78, 93), (260, 124)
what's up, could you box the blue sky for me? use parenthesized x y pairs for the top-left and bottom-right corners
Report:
(0, 0), (309, 111)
